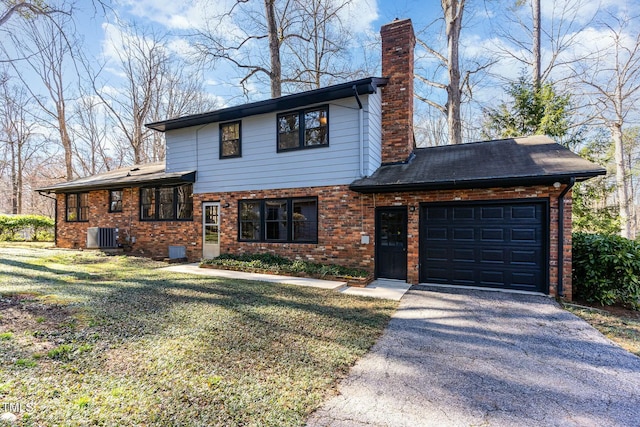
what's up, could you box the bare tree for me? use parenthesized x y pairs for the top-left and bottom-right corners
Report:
(282, 0), (359, 90)
(89, 22), (216, 165)
(531, 0), (541, 86)
(415, 0), (495, 145)
(0, 73), (48, 213)
(71, 94), (115, 176)
(89, 23), (167, 165)
(490, 0), (597, 85)
(0, 0), (66, 27)
(572, 14), (640, 239)
(2, 10), (78, 180)
(192, 0), (361, 98)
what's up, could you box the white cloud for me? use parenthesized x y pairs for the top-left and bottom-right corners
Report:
(337, 0), (379, 34)
(114, 0), (218, 30)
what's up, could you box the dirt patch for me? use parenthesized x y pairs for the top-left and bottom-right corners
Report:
(571, 298), (640, 320)
(0, 294), (81, 354)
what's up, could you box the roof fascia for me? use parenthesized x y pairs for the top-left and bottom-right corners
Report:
(146, 77), (388, 132)
(349, 171), (606, 194)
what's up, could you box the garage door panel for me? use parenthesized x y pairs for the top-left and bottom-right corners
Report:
(511, 228), (537, 242)
(511, 205), (538, 219)
(453, 228), (474, 240)
(452, 269), (475, 284)
(426, 207), (448, 220)
(425, 247), (448, 261)
(480, 206), (505, 220)
(453, 207), (475, 220)
(420, 201), (546, 293)
(426, 227), (448, 240)
(481, 228), (504, 241)
(479, 270), (505, 286)
(452, 248), (475, 262)
(423, 267), (451, 283)
(511, 249), (539, 265)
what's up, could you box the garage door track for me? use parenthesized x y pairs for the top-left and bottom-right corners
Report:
(307, 286), (640, 427)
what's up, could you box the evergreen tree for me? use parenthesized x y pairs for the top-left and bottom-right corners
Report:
(482, 75), (570, 140)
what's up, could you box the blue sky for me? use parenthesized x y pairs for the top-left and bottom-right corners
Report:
(71, 0), (449, 105)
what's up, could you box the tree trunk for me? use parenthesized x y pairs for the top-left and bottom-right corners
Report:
(10, 138), (17, 214)
(58, 115), (74, 181)
(532, 0), (541, 88)
(612, 122), (633, 238)
(265, 0), (282, 98)
(17, 137), (23, 214)
(443, 0), (464, 145)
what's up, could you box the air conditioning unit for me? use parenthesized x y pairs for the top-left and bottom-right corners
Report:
(87, 227), (118, 249)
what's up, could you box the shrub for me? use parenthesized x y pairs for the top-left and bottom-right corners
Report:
(201, 253), (369, 278)
(573, 232), (640, 310)
(0, 214), (54, 241)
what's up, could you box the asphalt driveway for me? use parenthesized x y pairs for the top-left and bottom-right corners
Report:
(307, 286), (640, 427)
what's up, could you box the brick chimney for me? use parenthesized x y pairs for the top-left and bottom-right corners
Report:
(380, 18), (415, 164)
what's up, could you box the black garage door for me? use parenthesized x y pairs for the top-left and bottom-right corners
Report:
(420, 201), (547, 293)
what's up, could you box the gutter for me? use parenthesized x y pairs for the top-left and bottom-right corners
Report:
(557, 177), (575, 298)
(349, 173), (599, 193)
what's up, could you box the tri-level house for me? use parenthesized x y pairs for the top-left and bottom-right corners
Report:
(40, 19), (605, 300)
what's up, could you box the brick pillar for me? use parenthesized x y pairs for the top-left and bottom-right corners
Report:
(380, 18), (416, 164)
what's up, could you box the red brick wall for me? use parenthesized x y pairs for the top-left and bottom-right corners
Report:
(54, 183), (574, 299)
(55, 189), (201, 260)
(380, 19), (415, 164)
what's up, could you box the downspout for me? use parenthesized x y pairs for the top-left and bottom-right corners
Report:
(352, 85), (365, 177)
(557, 178), (575, 298)
(38, 191), (58, 246)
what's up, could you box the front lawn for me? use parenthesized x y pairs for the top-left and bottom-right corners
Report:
(0, 246), (397, 426)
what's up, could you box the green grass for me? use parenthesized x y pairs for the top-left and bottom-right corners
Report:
(0, 245), (397, 426)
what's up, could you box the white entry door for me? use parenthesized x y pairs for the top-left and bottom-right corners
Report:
(203, 202), (220, 259)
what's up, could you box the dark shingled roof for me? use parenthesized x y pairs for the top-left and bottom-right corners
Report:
(37, 163), (196, 193)
(146, 77), (388, 132)
(350, 135), (606, 193)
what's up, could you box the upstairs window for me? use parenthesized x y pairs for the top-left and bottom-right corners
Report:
(109, 190), (123, 213)
(66, 193), (89, 222)
(140, 184), (193, 221)
(277, 106), (328, 152)
(220, 121), (241, 158)
(238, 197), (318, 243)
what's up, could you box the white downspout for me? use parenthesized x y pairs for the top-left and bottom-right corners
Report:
(353, 85), (365, 178)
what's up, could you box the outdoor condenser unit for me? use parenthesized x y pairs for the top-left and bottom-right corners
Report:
(86, 227), (118, 249)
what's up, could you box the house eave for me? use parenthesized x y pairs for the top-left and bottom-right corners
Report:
(145, 77), (388, 132)
(349, 171), (606, 194)
(37, 171), (196, 194)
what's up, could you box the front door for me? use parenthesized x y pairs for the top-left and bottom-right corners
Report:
(376, 207), (408, 280)
(203, 202), (220, 259)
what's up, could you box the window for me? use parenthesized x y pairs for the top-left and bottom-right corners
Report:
(277, 106), (328, 151)
(239, 201), (261, 241)
(140, 184), (193, 221)
(238, 197), (318, 243)
(66, 193), (89, 222)
(220, 121), (241, 158)
(109, 190), (123, 213)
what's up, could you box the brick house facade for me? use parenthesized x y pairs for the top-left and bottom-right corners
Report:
(40, 19), (603, 300)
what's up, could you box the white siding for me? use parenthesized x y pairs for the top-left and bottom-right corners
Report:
(165, 95), (383, 194)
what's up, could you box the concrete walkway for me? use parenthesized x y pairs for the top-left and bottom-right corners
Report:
(306, 286), (640, 427)
(160, 263), (411, 301)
